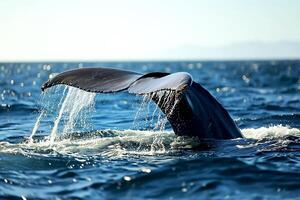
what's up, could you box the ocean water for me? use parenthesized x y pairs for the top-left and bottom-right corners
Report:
(0, 60), (299, 199)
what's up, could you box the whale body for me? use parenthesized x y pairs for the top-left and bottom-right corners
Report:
(42, 67), (242, 139)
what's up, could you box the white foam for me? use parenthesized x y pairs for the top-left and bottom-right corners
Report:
(241, 125), (300, 140)
(0, 130), (176, 157)
(1, 125), (300, 158)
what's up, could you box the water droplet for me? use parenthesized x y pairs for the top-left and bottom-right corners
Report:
(242, 75), (250, 84)
(181, 188), (187, 192)
(187, 63), (194, 69)
(123, 176), (131, 181)
(86, 177), (92, 182)
(43, 64), (51, 71)
(196, 63), (202, 69)
(141, 168), (151, 173)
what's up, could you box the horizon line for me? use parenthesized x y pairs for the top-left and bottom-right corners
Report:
(1, 57), (300, 63)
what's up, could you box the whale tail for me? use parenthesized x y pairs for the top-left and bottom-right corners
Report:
(42, 67), (242, 139)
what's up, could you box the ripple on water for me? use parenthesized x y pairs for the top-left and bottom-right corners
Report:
(0, 61), (300, 199)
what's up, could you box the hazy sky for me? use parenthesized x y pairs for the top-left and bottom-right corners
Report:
(1, 0), (300, 61)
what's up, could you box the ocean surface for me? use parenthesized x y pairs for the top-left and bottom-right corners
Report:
(0, 60), (299, 199)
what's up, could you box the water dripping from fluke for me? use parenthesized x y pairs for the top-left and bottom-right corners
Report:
(29, 86), (96, 146)
(132, 90), (179, 153)
(28, 109), (45, 143)
(49, 87), (69, 144)
(29, 86), (177, 154)
(133, 90), (178, 132)
(49, 87), (96, 145)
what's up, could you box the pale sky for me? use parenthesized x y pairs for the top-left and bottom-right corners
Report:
(1, 0), (300, 61)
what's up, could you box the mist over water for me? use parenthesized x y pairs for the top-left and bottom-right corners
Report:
(0, 61), (299, 199)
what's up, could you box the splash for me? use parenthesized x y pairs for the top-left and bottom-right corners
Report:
(2, 125), (300, 158)
(49, 87), (95, 144)
(132, 90), (180, 153)
(133, 90), (179, 132)
(29, 86), (96, 145)
(30, 86), (178, 151)
(241, 125), (300, 140)
(62, 87), (95, 134)
(152, 90), (179, 132)
(49, 87), (68, 143)
(133, 94), (152, 129)
(28, 110), (45, 143)
(1, 129), (176, 157)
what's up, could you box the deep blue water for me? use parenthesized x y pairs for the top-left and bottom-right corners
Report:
(0, 60), (300, 199)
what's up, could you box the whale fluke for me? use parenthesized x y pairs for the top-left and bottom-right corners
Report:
(128, 72), (192, 95)
(42, 67), (242, 139)
(41, 68), (143, 93)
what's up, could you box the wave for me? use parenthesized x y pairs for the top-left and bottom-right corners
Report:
(241, 125), (300, 140)
(0, 125), (299, 160)
(0, 130), (176, 158)
(0, 103), (38, 113)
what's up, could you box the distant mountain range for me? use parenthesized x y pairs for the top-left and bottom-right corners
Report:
(157, 41), (300, 60)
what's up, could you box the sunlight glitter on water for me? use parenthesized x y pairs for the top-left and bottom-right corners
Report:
(0, 61), (299, 200)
